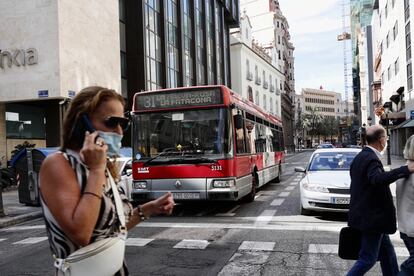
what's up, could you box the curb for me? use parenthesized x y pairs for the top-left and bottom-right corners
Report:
(0, 211), (42, 229)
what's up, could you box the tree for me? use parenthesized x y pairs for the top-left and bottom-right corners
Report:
(305, 107), (322, 146)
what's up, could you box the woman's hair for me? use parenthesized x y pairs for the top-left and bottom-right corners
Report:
(403, 135), (414, 160)
(61, 86), (125, 180)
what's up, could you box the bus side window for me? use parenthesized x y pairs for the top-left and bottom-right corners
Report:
(234, 110), (246, 154)
(245, 121), (255, 153)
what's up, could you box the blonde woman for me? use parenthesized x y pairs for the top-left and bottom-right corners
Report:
(397, 135), (414, 275)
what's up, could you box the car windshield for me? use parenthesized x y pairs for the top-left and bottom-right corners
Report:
(318, 144), (334, 148)
(132, 108), (232, 162)
(308, 152), (358, 171)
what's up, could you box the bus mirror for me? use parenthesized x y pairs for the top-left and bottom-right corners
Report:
(234, 114), (243, 130)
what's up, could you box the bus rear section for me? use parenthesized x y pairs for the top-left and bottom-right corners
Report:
(130, 86), (284, 202)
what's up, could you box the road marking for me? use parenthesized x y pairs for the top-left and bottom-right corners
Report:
(238, 241), (275, 251)
(270, 199), (284, 206)
(215, 205), (240, 217)
(218, 242), (273, 275)
(126, 238), (153, 247)
(308, 244), (409, 257)
(13, 237), (48, 244)
(284, 186), (295, 191)
(2, 225), (45, 231)
(173, 239), (209, 250)
(255, 210), (277, 225)
(278, 191), (290, 197)
(0, 239), (6, 242)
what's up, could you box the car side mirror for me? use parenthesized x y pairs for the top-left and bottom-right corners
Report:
(294, 167), (306, 173)
(126, 169), (132, 176)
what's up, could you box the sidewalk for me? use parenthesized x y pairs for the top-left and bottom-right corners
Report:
(0, 188), (42, 228)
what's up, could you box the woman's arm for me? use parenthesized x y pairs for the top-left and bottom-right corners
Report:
(126, 192), (174, 230)
(40, 132), (108, 247)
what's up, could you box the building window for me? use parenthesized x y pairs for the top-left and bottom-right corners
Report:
(393, 21), (398, 40)
(395, 58), (399, 75)
(195, 0), (205, 85)
(255, 65), (258, 79)
(120, 51), (127, 78)
(119, 0), (126, 22)
(386, 32), (390, 48)
(206, 1), (215, 84)
(392, 0), (395, 8)
(270, 97), (273, 113)
(278, 35), (281, 44)
(248, 86), (253, 101)
(145, 0), (163, 90)
(380, 12), (382, 27)
(183, 0), (193, 86)
(166, 0), (179, 88)
(263, 94), (267, 110)
(388, 65), (392, 81)
(6, 104), (46, 139)
(381, 72), (385, 84)
(216, 4), (223, 84)
(255, 90), (259, 105)
(277, 21), (279, 28)
(406, 22), (412, 61)
(408, 62), (413, 91)
(275, 100), (279, 114)
(385, 4), (388, 18)
(405, 0), (410, 22)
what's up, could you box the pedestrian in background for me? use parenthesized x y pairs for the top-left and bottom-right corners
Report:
(347, 124), (414, 276)
(39, 86), (175, 275)
(396, 134), (414, 275)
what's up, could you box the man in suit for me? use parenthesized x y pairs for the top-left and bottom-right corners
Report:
(347, 124), (414, 276)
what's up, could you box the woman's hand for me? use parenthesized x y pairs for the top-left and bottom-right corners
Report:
(79, 131), (108, 171)
(143, 192), (175, 217)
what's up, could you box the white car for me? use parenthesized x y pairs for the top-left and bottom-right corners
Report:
(295, 148), (361, 215)
(115, 157), (133, 201)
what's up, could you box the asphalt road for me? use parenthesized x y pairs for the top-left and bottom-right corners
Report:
(0, 150), (408, 275)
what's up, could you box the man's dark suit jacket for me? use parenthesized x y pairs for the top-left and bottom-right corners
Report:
(348, 146), (410, 234)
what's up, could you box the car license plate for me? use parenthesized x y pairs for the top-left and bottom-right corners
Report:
(331, 197), (349, 204)
(172, 192), (200, 200)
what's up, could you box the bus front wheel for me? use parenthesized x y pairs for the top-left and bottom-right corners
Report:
(275, 164), (282, 183)
(244, 173), (257, 203)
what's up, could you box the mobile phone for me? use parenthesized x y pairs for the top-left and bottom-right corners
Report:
(82, 114), (95, 133)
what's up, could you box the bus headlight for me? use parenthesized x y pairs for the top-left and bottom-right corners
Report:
(213, 179), (235, 188)
(133, 181), (147, 189)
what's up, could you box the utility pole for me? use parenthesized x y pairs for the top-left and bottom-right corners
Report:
(0, 162), (5, 217)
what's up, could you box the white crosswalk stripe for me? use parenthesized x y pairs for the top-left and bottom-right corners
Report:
(278, 191), (290, 197)
(270, 198), (285, 206)
(308, 243), (409, 257)
(238, 241), (275, 251)
(173, 239), (209, 250)
(126, 238), (153, 247)
(0, 239), (6, 242)
(13, 237), (48, 244)
(284, 186), (295, 191)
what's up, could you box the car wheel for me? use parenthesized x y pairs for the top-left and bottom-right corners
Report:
(244, 173), (257, 203)
(300, 202), (311, 215)
(275, 164), (282, 183)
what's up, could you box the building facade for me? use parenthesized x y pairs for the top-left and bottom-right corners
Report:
(296, 88), (355, 147)
(0, 0), (240, 160)
(239, 0), (295, 151)
(230, 12), (283, 119)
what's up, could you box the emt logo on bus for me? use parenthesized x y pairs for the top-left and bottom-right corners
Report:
(134, 89), (223, 110)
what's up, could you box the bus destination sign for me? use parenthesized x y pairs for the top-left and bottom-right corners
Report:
(135, 89), (223, 110)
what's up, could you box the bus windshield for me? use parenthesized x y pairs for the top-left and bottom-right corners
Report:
(132, 108), (232, 162)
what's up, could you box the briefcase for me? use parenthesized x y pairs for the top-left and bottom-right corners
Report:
(338, 226), (361, 260)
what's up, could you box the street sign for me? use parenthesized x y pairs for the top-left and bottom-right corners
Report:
(38, 90), (48, 98)
(410, 110), (414, 119)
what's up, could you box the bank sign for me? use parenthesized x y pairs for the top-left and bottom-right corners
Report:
(0, 48), (38, 69)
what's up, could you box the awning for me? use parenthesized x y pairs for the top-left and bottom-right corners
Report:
(396, 119), (414, 129)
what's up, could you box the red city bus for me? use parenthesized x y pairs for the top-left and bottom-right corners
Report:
(130, 85), (285, 202)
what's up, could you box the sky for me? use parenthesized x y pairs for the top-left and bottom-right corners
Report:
(278, 0), (349, 98)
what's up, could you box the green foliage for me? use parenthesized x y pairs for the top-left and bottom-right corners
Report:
(10, 141), (36, 161)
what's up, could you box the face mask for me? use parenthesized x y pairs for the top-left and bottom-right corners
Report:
(98, 131), (123, 157)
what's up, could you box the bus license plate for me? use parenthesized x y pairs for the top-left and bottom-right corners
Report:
(331, 197), (349, 204)
(172, 193), (200, 200)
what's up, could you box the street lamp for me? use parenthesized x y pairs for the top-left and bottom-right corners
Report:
(367, 116), (372, 126)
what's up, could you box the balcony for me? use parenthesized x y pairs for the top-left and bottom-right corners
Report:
(246, 71), (253, 81)
(255, 77), (261, 85)
(276, 88), (281, 95)
(263, 81), (269, 89)
(270, 84), (275, 92)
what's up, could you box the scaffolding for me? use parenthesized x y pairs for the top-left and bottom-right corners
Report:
(337, 0), (352, 142)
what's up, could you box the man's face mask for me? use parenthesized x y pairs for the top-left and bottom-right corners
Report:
(98, 131), (123, 157)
